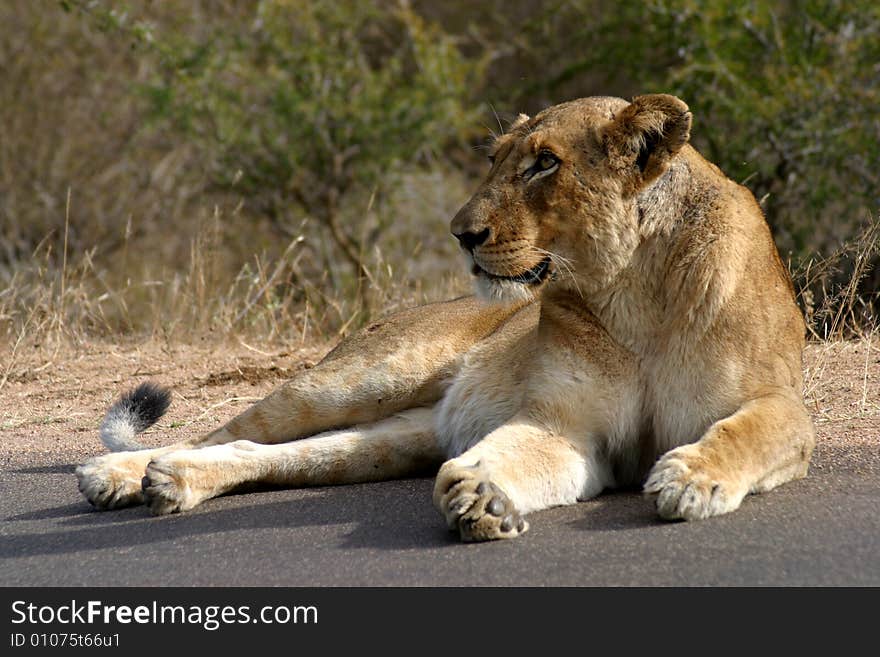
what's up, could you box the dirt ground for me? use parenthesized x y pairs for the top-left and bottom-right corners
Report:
(0, 338), (329, 466)
(1, 336), (878, 476)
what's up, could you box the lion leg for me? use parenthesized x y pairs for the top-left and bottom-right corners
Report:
(138, 407), (442, 515)
(77, 297), (528, 510)
(193, 298), (528, 448)
(644, 391), (815, 521)
(433, 419), (610, 542)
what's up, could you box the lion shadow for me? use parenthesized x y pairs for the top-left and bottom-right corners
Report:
(3, 474), (668, 563)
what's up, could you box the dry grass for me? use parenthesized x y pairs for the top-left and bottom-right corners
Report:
(794, 215), (880, 342)
(799, 215), (880, 418)
(0, 175), (472, 356)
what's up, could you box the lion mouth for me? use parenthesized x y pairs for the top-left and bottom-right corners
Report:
(472, 256), (552, 286)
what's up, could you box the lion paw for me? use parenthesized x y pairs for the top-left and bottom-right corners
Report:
(644, 445), (746, 521)
(434, 462), (528, 542)
(76, 454), (146, 509)
(141, 455), (207, 516)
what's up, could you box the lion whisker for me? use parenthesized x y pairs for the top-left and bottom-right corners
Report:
(527, 246), (584, 299)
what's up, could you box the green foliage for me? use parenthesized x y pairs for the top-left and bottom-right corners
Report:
(651, 1), (877, 257)
(137, 0), (484, 276)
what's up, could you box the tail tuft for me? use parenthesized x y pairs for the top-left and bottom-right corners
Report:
(99, 382), (172, 452)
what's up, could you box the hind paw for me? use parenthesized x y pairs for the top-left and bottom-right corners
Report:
(76, 453), (147, 509)
(141, 452), (219, 515)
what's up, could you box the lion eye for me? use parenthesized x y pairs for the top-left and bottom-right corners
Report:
(487, 154), (496, 166)
(537, 153), (558, 170)
(525, 151), (559, 180)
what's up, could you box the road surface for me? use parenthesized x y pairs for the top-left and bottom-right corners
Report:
(1, 445), (877, 586)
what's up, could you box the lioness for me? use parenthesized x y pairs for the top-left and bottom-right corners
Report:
(77, 94), (815, 541)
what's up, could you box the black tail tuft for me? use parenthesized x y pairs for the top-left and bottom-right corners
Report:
(122, 382), (172, 432)
(99, 381), (173, 451)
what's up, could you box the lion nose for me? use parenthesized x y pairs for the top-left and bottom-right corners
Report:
(454, 227), (491, 252)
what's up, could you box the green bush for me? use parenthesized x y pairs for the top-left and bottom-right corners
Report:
(134, 0), (484, 281)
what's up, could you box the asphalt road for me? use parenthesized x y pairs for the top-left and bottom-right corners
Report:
(1, 444), (878, 587)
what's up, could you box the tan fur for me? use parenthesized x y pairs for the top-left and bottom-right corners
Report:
(77, 94), (814, 541)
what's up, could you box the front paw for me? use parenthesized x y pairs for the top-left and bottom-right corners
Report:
(433, 461), (528, 542)
(644, 444), (746, 521)
(76, 453), (146, 509)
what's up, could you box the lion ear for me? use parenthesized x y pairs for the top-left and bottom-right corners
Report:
(509, 113), (530, 131)
(603, 94), (692, 186)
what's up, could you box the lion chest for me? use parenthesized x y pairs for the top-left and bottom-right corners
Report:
(638, 348), (745, 458)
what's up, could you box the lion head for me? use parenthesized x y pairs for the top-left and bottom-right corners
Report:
(451, 94), (693, 303)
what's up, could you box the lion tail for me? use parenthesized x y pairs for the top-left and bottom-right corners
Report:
(99, 382), (172, 452)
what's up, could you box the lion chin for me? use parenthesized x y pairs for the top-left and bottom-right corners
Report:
(474, 275), (538, 304)
(470, 255), (553, 305)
